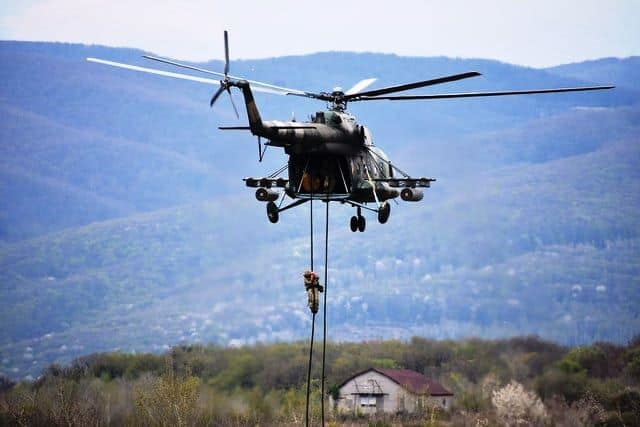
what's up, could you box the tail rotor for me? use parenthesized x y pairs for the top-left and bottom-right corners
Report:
(210, 30), (239, 118)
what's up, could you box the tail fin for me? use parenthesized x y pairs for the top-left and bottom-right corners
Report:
(235, 81), (264, 134)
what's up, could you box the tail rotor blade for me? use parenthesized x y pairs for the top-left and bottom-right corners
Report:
(226, 87), (239, 118)
(223, 30), (230, 76)
(210, 85), (226, 107)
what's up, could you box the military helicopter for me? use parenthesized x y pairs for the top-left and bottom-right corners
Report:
(87, 31), (613, 232)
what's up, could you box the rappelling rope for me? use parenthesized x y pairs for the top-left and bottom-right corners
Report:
(304, 188), (331, 427)
(304, 307), (316, 427)
(320, 199), (329, 426)
(305, 183), (316, 427)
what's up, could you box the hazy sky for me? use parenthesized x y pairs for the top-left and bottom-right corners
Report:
(1, 0), (638, 67)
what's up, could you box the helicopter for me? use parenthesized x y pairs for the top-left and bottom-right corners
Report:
(87, 31), (613, 232)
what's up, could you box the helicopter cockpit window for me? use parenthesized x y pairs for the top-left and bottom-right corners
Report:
(314, 112), (325, 124)
(324, 112), (342, 127)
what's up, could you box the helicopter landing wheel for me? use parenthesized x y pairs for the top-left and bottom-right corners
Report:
(350, 207), (366, 232)
(267, 201), (279, 223)
(350, 216), (358, 232)
(378, 201), (391, 224)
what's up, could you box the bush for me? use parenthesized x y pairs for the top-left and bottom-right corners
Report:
(456, 389), (488, 412)
(545, 392), (606, 427)
(624, 346), (640, 381)
(0, 374), (16, 392)
(492, 380), (548, 426)
(559, 346), (609, 377)
(1, 378), (104, 426)
(134, 370), (200, 426)
(535, 368), (589, 403)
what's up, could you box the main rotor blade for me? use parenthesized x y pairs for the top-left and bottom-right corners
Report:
(345, 71), (481, 100)
(345, 78), (377, 95)
(223, 30), (230, 76)
(286, 92), (332, 101)
(89, 57), (222, 84)
(87, 57), (288, 96)
(143, 55), (309, 95)
(143, 55), (226, 78)
(355, 85), (615, 101)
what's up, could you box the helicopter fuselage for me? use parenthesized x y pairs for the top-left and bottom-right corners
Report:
(234, 80), (402, 204)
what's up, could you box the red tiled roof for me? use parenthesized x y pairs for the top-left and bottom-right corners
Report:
(338, 368), (453, 396)
(375, 368), (453, 396)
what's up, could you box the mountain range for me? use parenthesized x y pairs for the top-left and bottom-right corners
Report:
(0, 41), (639, 380)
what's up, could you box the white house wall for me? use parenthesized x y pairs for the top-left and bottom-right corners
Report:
(337, 370), (420, 414)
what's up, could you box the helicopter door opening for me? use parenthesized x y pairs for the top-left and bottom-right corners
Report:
(289, 155), (351, 198)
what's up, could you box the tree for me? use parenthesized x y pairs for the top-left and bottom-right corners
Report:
(492, 380), (548, 426)
(134, 369), (200, 426)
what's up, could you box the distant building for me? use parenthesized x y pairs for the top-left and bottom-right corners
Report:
(335, 368), (454, 415)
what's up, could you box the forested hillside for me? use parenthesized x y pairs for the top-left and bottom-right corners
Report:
(1, 337), (638, 425)
(0, 41), (639, 381)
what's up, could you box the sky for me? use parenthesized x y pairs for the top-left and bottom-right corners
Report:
(1, 0), (639, 68)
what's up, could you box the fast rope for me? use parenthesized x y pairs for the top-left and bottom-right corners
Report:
(303, 190), (330, 426)
(304, 269), (320, 427)
(320, 199), (329, 427)
(304, 189), (316, 427)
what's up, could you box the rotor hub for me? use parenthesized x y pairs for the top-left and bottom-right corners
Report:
(329, 91), (347, 111)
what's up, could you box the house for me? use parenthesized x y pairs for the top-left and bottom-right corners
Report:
(335, 368), (454, 415)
